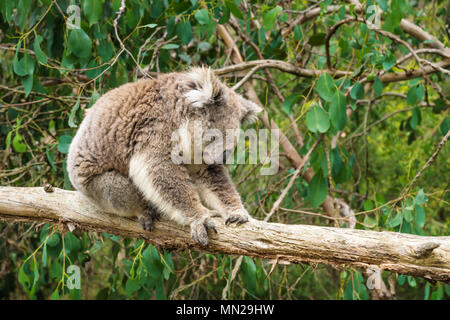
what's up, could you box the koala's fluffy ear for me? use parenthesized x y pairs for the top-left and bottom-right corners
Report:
(238, 95), (263, 124)
(184, 67), (222, 108)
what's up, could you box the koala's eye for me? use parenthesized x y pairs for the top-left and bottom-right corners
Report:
(212, 90), (223, 103)
(187, 81), (198, 90)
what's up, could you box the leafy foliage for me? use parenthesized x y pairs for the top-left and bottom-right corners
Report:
(0, 0), (449, 300)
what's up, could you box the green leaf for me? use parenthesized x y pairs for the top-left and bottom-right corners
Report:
(89, 89), (100, 107)
(50, 289), (60, 300)
(329, 90), (347, 130)
(50, 259), (62, 280)
(407, 276), (417, 287)
(414, 204), (426, 228)
(65, 232), (81, 253)
(363, 199), (373, 211)
(33, 35), (48, 64)
(242, 257), (257, 295)
(5, 131), (12, 150)
(12, 132), (27, 153)
(67, 28), (93, 58)
(150, 0), (163, 18)
(141, 23), (158, 29)
(315, 73), (336, 102)
(415, 189), (427, 205)
(42, 243), (48, 267)
(178, 53), (192, 64)
(262, 6), (282, 31)
(1, 0), (15, 21)
(382, 53), (396, 71)
(18, 264), (31, 291)
(403, 206), (413, 222)
(409, 106), (421, 130)
(194, 9), (209, 25)
(407, 85), (425, 106)
(388, 212), (403, 227)
(22, 74), (33, 97)
(14, 50), (35, 77)
(225, 0), (243, 20)
(161, 43), (179, 50)
(14, 43), (25, 76)
(47, 233), (60, 247)
(307, 173), (328, 208)
(176, 20), (192, 45)
(163, 266), (170, 280)
(282, 94), (300, 114)
(57, 135), (73, 154)
(198, 41), (211, 52)
(424, 282), (430, 300)
(155, 278), (166, 299)
(350, 82), (364, 100)
(373, 77), (383, 97)
(90, 240), (103, 255)
(306, 105), (330, 133)
(82, 0), (104, 26)
(344, 272), (369, 300)
(17, 0), (32, 31)
(218, 5), (230, 24)
(126, 278), (140, 294)
(377, 0), (388, 11)
(143, 245), (164, 281)
(363, 215), (377, 228)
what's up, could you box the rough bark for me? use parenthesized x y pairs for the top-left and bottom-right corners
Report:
(0, 186), (449, 282)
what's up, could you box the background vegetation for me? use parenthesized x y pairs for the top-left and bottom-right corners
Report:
(0, 0), (449, 300)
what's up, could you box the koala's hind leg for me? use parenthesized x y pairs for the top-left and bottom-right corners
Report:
(83, 170), (160, 231)
(129, 153), (218, 246)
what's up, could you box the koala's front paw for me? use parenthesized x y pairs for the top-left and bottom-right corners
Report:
(190, 216), (218, 246)
(225, 209), (250, 226)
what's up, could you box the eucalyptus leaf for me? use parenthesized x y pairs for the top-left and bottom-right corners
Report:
(68, 28), (93, 58)
(306, 105), (330, 133)
(307, 173), (328, 208)
(329, 90), (347, 130)
(262, 6), (282, 31)
(33, 35), (48, 64)
(315, 73), (336, 102)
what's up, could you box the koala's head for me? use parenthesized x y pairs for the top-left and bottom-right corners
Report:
(175, 67), (262, 165)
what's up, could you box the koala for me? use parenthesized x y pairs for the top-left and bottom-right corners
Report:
(67, 67), (262, 246)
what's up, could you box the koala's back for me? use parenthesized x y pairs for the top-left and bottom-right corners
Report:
(67, 76), (177, 192)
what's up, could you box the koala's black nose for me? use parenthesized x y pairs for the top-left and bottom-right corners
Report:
(222, 149), (233, 164)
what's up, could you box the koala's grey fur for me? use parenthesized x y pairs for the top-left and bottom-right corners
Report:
(67, 67), (262, 245)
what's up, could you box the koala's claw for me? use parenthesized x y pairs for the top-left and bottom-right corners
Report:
(191, 217), (217, 246)
(139, 214), (155, 231)
(225, 210), (250, 226)
(139, 206), (160, 231)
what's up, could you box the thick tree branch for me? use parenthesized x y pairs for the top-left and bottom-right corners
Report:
(0, 186), (449, 282)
